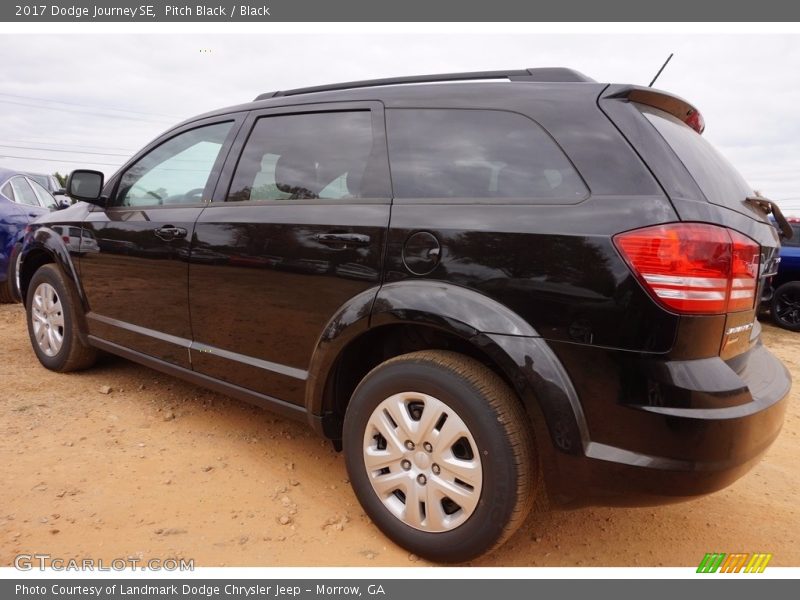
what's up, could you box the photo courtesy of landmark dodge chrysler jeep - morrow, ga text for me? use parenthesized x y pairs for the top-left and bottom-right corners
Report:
(16, 68), (792, 562)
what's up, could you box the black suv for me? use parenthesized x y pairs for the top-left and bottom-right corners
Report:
(18, 69), (792, 562)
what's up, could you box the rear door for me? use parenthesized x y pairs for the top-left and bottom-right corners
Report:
(80, 118), (240, 368)
(189, 102), (392, 405)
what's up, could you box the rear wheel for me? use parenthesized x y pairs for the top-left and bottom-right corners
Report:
(343, 350), (536, 562)
(26, 264), (97, 371)
(772, 281), (800, 331)
(0, 243), (22, 304)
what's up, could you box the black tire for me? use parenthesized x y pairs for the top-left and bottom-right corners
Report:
(343, 350), (536, 563)
(771, 281), (800, 331)
(25, 264), (97, 372)
(0, 243), (21, 304)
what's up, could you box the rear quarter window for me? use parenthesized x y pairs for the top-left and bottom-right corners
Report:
(1, 182), (14, 201)
(385, 108), (588, 202)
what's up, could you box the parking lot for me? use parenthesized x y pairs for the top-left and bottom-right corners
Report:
(1, 302), (798, 567)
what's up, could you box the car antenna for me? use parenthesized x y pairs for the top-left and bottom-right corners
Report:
(648, 53), (674, 88)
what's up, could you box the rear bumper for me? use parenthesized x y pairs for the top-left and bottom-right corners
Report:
(562, 341), (789, 506)
(490, 332), (791, 507)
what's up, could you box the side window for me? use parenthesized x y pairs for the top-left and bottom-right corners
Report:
(115, 121), (233, 207)
(227, 111), (388, 202)
(386, 109), (588, 201)
(783, 225), (800, 248)
(9, 176), (41, 207)
(1, 182), (14, 202)
(28, 178), (57, 209)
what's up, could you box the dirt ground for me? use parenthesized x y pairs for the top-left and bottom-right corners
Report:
(1, 302), (798, 567)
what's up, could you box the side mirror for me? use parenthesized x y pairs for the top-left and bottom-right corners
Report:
(67, 170), (105, 206)
(56, 187), (67, 195)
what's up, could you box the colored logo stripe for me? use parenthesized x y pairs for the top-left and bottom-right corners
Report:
(697, 553), (726, 573)
(697, 552), (772, 573)
(720, 554), (749, 573)
(745, 553), (772, 573)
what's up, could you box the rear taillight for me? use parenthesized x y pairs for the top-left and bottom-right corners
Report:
(62, 236), (70, 243)
(614, 223), (759, 315)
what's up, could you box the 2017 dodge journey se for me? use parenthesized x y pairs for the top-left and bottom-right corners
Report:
(17, 68), (792, 562)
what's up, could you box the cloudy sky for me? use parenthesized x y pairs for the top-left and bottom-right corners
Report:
(1, 33), (799, 212)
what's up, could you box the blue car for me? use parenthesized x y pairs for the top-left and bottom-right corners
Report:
(769, 216), (800, 330)
(0, 167), (60, 303)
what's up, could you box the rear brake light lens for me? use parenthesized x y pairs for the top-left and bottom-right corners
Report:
(614, 223), (759, 314)
(684, 109), (705, 134)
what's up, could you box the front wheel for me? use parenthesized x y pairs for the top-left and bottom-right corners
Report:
(343, 350), (536, 562)
(772, 281), (800, 331)
(26, 264), (97, 371)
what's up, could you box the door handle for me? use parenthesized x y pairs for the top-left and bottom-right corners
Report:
(154, 226), (188, 241)
(315, 232), (371, 247)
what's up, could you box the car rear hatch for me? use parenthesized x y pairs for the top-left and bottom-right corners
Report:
(599, 85), (787, 361)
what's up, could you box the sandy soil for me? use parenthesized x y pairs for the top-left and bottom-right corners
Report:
(1, 302), (798, 567)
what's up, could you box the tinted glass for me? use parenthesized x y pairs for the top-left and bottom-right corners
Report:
(1, 182), (14, 201)
(638, 104), (753, 214)
(27, 174), (49, 189)
(783, 224), (800, 248)
(116, 122), (233, 207)
(228, 111), (387, 202)
(28, 178), (57, 209)
(9, 176), (41, 207)
(386, 109), (587, 201)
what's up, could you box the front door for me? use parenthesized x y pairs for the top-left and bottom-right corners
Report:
(189, 103), (392, 405)
(80, 119), (239, 368)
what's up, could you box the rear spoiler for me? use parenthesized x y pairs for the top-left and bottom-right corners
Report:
(746, 196), (795, 241)
(605, 86), (705, 134)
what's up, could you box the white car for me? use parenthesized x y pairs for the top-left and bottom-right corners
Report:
(51, 225), (99, 255)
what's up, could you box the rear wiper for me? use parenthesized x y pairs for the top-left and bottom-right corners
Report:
(745, 196), (794, 241)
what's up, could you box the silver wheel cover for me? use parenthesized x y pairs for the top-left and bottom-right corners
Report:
(362, 391), (483, 532)
(31, 282), (65, 357)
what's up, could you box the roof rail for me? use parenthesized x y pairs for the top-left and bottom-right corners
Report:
(255, 68), (595, 101)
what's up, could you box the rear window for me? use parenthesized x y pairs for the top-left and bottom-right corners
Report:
(386, 109), (587, 202)
(637, 104), (753, 213)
